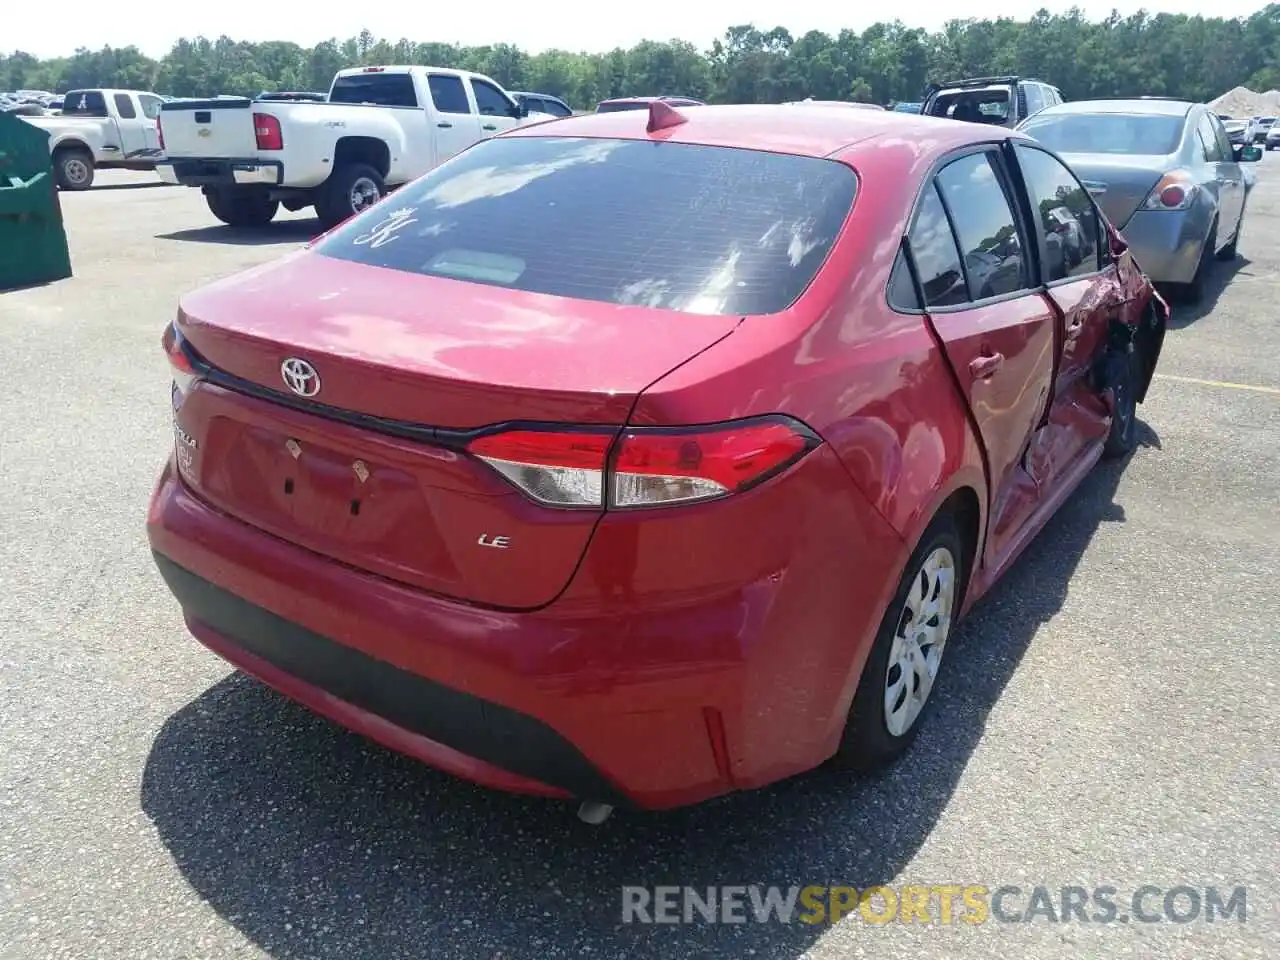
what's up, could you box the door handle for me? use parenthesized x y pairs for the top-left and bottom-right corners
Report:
(482, 124), (497, 131)
(437, 121), (453, 128)
(969, 352), (1004, 379)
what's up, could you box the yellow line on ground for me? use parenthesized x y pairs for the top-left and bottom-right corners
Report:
(1152, 373), (1280, 396)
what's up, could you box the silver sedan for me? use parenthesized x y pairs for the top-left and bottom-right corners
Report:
(1018, 99), (1262, 300)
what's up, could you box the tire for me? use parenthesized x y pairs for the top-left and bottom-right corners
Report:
(205, 190), (279, 227)
(834, 513), (966, 772)
(53, 148), (95, 191)
(314, 163), (386, 230)
(1102, 343), (1140, 459)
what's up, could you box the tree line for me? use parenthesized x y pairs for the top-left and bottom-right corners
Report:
(4, 7), (1280, 108)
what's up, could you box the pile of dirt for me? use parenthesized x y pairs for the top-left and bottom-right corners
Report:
(1209, 86), (1280, 116)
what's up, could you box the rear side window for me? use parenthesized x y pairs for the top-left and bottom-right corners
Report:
(315, 136), (857, 316)
(1014, 145), (1104, 280)
(1197, 115), (1224, 161)
(894, 185), (967, 308)
(61, 91), (108, 118)
(428, 75), (472, 114)
(935, 152), (1030, 299)
(113, 94), (137, 119)
(542, 99), (572, 117)
(329, 73), (418, 107)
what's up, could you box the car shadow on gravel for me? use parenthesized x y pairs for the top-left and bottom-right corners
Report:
(140, 433), (1156, 960)
(1163, 255), (1250, 330)
(156, 219), (322, 246)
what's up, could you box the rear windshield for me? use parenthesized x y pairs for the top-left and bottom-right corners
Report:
(596, 101), (649, 113)
(329, 73), (418, 107)
(1020, 112), (1185, 155)
(928, 89), (1010, 124)
(61, 90), (108, 117)
(315, 136), (857, 316)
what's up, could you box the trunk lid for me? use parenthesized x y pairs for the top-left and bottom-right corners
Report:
(1059, 152), (1167, 230)
(158, 99), (257, 158)
(172, 252), (740, 609)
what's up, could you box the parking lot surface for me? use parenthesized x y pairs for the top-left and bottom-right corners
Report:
(1, 166), (1277, 960)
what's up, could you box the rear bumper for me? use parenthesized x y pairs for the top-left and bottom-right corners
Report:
(147, 452), (904, 809)
(1118, 209), (1210, 285)
(153, 551), (629, 804)
(156, 157), (283, 188)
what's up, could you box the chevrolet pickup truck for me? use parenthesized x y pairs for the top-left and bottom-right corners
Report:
(23, 88), (165, 190)
(155, 65), (552, 229)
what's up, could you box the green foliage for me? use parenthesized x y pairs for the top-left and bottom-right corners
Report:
(4, 7), (1280, 106)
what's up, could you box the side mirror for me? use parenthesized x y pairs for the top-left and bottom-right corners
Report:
(1238, 144), (1262, 162)
(511, 100), (528, 119)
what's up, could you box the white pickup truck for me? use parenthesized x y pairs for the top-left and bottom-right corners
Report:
(154, 65), (554, 229)
(23, 89), (166, 190)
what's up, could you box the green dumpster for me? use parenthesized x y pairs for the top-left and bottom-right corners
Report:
(0, 110), (73, 291)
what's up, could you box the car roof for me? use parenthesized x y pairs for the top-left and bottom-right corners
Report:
(503, 103), (1018, 159)
(1035, 98), (1194, 117)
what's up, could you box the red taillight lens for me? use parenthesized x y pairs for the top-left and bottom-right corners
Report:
(466, 418), (818, 509)
(156, 114), (165, 151)
(162, 322), (201, 401)
(253, 112), (283, 150)
(613, 421), (813, 506)
(1143, 171), (1196, 211)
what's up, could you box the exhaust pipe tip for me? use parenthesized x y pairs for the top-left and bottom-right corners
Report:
(577, 801), (613, 825)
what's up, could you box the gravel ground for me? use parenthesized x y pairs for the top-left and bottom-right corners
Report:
(1, 164), (1277, 960)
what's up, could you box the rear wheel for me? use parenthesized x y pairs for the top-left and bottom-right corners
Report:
(205, 189), (279, 227)
(53, 148), (94, 191)
(315, 163), (386, 230)
(1102, 344), (1140, 459)
(834, 513), (964, 772)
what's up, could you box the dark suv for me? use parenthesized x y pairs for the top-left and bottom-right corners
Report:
(922, 76), (1064, 128)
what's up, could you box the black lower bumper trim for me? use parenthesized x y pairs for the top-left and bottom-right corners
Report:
(152, 552), (629, 805)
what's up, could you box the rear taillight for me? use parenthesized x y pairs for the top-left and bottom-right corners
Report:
(466, 417), (819, 509)
(156, 114), (165, 151)
(1142, 171), (1197, 210)
(253, 112), (283, 150)
(162, 322), (202, 404)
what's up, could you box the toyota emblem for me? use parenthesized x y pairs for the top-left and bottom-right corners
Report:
(281, 357), (320, 397)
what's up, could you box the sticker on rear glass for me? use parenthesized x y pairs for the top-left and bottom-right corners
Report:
(353, 207), (418, 249)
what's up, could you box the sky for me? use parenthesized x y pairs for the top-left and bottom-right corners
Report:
(8, 0), (1269, 60)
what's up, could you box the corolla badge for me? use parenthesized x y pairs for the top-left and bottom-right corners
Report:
(281, 358), (321, 397)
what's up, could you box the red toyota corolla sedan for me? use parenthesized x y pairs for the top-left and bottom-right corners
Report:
(148, 102), (1168, 816)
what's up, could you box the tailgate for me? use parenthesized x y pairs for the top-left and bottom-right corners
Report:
(158, 99), (257, 158)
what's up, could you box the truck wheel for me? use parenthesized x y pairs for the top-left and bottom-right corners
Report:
(205, 190), (279, 227)
(315, 164), (386, 230)
(53, 148), (95, 191)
